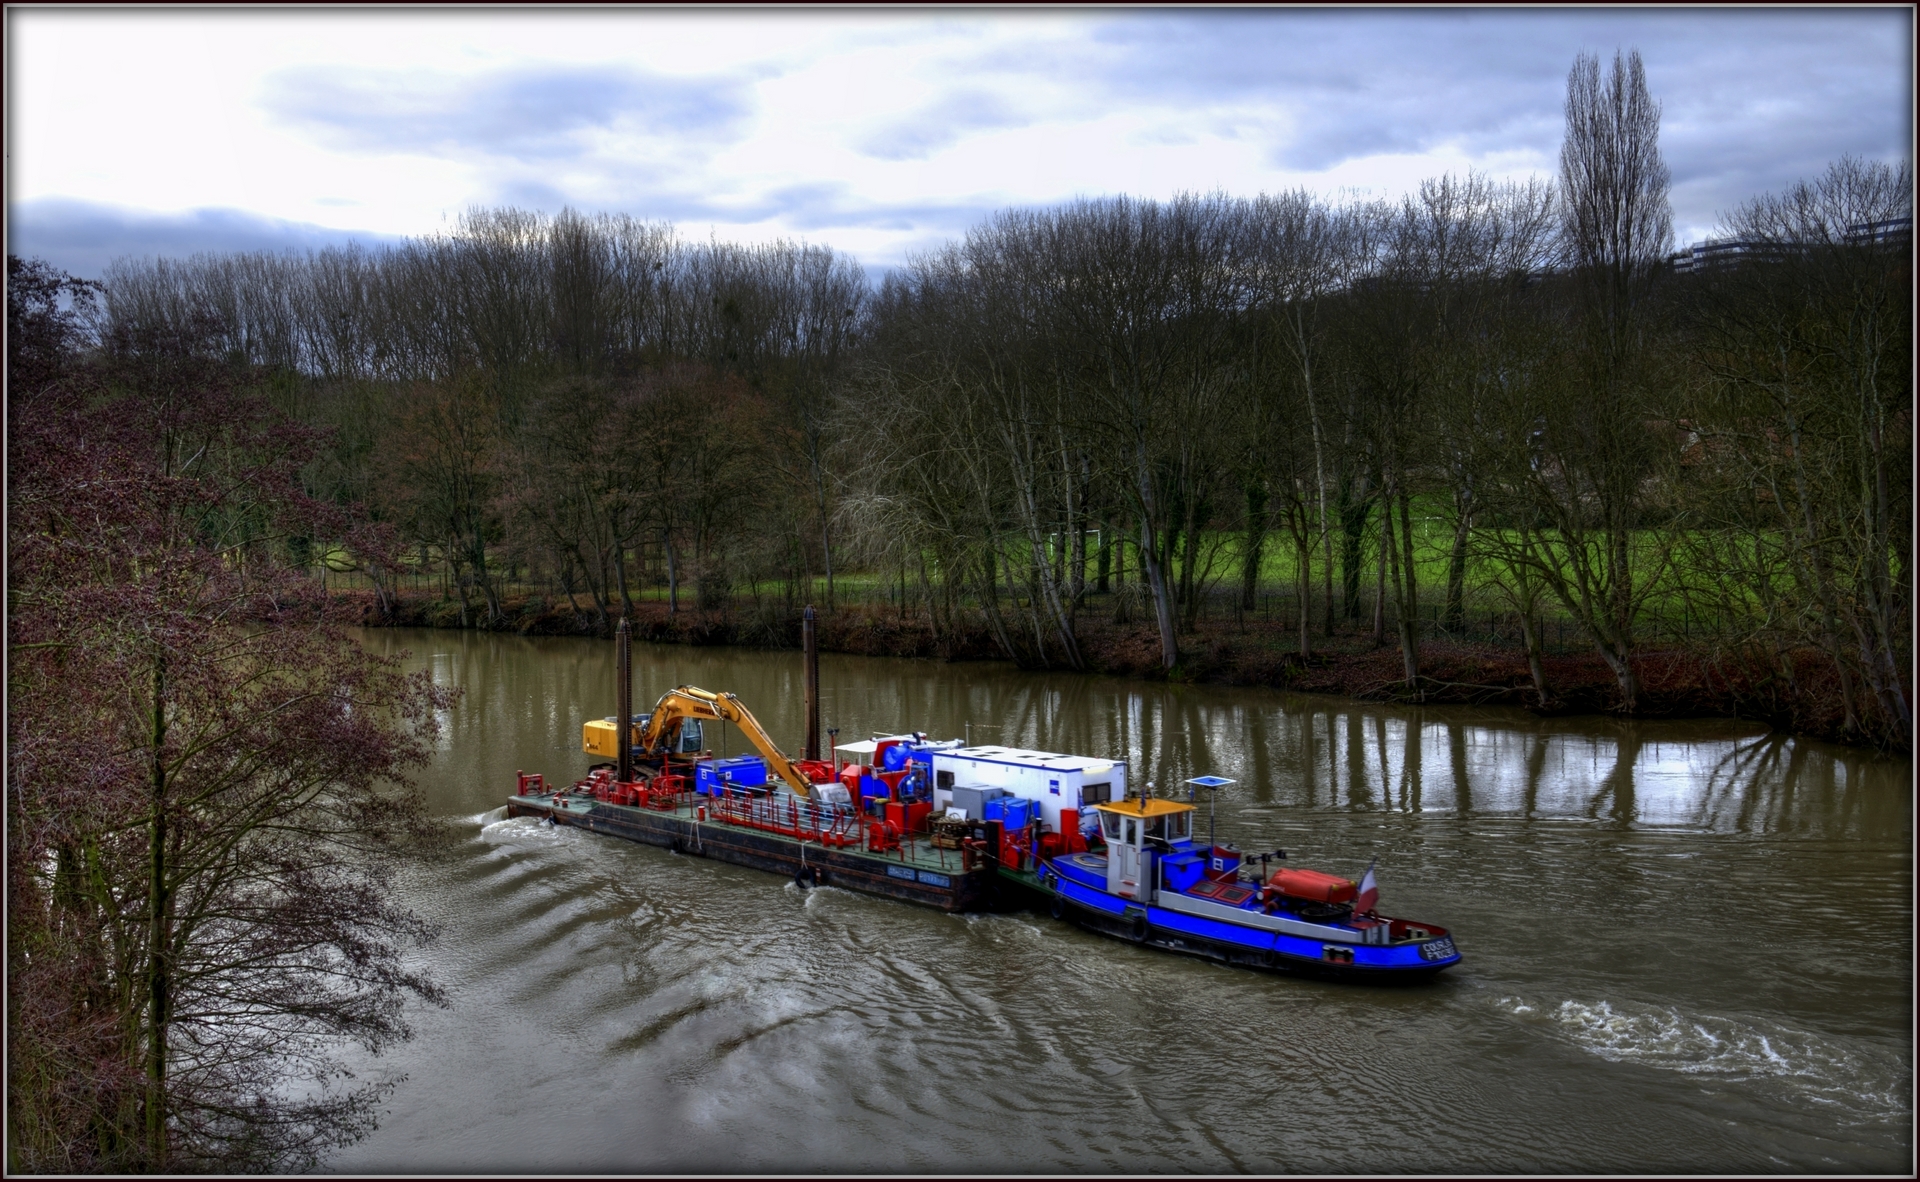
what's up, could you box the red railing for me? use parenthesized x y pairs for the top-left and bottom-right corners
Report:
(707, 786), (861, 848)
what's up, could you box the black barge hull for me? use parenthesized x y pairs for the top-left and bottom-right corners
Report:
(505, 794), (994, 912)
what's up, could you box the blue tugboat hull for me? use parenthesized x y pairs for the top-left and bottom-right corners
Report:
(1044, 857), (1461, 983)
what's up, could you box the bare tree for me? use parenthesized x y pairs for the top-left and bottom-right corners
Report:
(1245, 191), (1354, 631)
(1561, 49), (1672, 364)
(1518, 48), (1675, 710)
(1683, 156), (1912, 744)
(1050, 194), (1244, 668)
(377, 374), (505, 625)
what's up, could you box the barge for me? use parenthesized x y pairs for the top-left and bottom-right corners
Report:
(509, 610), (1004, 912)
(507, 610), (1462, 981)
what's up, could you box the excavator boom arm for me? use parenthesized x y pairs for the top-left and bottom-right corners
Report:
(635, 686), (815, 796)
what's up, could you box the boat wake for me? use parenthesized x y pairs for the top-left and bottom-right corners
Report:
(467, 806), (510, 827)
(476, 814), (577, 847)
(1497, 996), (1910, 1120)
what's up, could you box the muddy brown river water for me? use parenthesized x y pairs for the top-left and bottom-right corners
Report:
(326, 629), (1910, 1174)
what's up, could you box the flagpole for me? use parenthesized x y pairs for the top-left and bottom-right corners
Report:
(1355, 857), (1379, 919)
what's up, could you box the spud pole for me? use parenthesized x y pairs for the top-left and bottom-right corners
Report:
(803, 605), (820, 761)
(617, 617), (633, 784)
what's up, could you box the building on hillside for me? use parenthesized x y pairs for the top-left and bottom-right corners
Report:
(1844, 216), (1912, 246)
(1669, 216), (1909, 273)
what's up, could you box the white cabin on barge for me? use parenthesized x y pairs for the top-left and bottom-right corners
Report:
(928, 745), (1128, 833)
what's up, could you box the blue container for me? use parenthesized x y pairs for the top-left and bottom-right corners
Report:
(882, 743), (913, 772)
(1162, 853), (1205, 893)
(982, 796), (1008, 823)
(696, 756), (768, 796)
(1004, 798), (1032, 830)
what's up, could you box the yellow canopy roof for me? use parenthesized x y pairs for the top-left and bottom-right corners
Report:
(1092, 798), (1194, 818)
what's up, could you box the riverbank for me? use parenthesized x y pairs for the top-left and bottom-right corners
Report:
(336, 590), (1895, 751)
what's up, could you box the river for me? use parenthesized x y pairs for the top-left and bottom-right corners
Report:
(327, 628), (1911, 1174)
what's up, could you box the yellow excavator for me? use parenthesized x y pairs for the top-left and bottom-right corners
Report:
(582, 685), (819, 797)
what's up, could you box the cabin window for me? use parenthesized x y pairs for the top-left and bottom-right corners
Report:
(937, 770), (954, 789)
(1141, 812), (1189, 847)
(1082, 782), (1111, 806)
(1101, 811), (1123, 841)
(679, 720), (705, 753)
(1124, 818), (1138, 846)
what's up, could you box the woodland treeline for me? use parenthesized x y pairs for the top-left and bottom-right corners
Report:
(69, 54), (1918, 753)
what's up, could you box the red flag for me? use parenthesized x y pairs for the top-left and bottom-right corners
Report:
(1354, 859), (1379, 915)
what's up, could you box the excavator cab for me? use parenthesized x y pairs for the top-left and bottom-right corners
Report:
(581, 715), (706, 760)
(642, 715), (705, 755)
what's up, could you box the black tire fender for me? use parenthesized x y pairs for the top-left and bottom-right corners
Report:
(1129, 913), (1149, 942)
(1050, 892), (1066, 921)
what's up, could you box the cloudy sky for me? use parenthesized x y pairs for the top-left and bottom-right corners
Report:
(7, 7), (1911, 279)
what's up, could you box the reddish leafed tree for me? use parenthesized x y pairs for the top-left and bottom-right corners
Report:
(7, 259), (454, 1172)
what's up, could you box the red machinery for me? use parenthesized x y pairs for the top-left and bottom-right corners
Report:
(796, 759), (835, 784)
(866, 819), (901, 853)
(885, 799), (932, 837)
(999, 820), (1031, 871)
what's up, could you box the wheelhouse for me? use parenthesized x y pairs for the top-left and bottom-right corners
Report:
(1090, 798), (1196, 898)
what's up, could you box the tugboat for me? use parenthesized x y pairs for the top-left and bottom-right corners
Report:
(1033, 777), (1462, 981)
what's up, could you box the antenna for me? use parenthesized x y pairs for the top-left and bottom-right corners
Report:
(1185, 775), (1235, 852)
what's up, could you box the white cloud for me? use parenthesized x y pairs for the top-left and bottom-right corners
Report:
(7, 7), (1910, 277)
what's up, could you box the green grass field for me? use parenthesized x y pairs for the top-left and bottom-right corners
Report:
(317, 504), (1732, 649)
